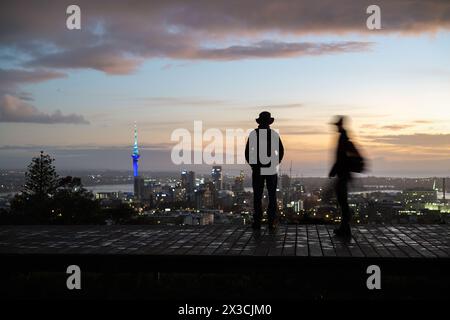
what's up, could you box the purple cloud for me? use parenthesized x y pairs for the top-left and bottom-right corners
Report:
(0, 68), (66, 94)
(1, 0), (448, 76)
(194, 41), (372, 60)
(0, 94), (89, 124)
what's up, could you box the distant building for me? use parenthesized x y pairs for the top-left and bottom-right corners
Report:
(181, 170), (195, 202)
(134, 176), (145, 200)
(182, 212), (214, 225)
(211, 166), (223, 190)
(232, 171), (245, 193)
(196, 181), (216, 209)
(424, 202), (450, 214)
(286, 200), (303, 213)
(138, 178), (156, 200)
(366, 199), (403, 223)
(402, 188), (437, 204)
(281, 174), (291, 191)
(295, 184), (306, 194)
(96, 191), (121, 200)
(293, 200), (303, 213)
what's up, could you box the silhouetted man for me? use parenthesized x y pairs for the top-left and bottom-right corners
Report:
(329, 116), (363, 238)
(245, 111), (284, 231)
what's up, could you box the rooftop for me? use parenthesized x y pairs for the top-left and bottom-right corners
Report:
(0, 224), (448, 270)
(1, 224), (448, 299)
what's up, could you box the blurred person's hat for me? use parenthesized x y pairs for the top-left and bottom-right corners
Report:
(330, 115), (346, 127)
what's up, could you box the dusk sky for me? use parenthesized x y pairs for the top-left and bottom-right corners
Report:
(0, 0), (449, 177)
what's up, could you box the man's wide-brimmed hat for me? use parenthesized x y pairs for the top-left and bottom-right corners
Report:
(256, 111), (274, 125)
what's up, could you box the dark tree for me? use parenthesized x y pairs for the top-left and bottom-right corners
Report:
(6, 152), (103, 224)
(23, 151), (59, 199)
(52, 176), (102, 224)
(9, 151), (59, 223)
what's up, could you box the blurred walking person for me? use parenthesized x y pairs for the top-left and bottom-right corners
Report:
(329, 116), (365, 238)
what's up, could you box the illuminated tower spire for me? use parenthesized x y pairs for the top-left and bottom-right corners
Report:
(131, 123), (140, 177)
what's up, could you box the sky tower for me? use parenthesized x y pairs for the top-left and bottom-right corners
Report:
(132, 123), (140, 177)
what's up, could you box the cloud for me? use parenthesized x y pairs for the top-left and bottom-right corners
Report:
(27, 47), (143, 75)
(0, 94), (89, 124)
(3, 1), (449, 44)
(0, 68), (66, 86)
(1, 0), (448, 77)
(25, 40), (372, 73)
(380, 124), (415, 131)
(369, 133), (450, 147)
(0, 68), (66, 94)
(194, 41), (373, 60)
(413, 120), (434, 124)
(155, 0), (450, 35)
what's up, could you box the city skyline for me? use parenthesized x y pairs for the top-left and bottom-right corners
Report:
(1, 1), (450, 176)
